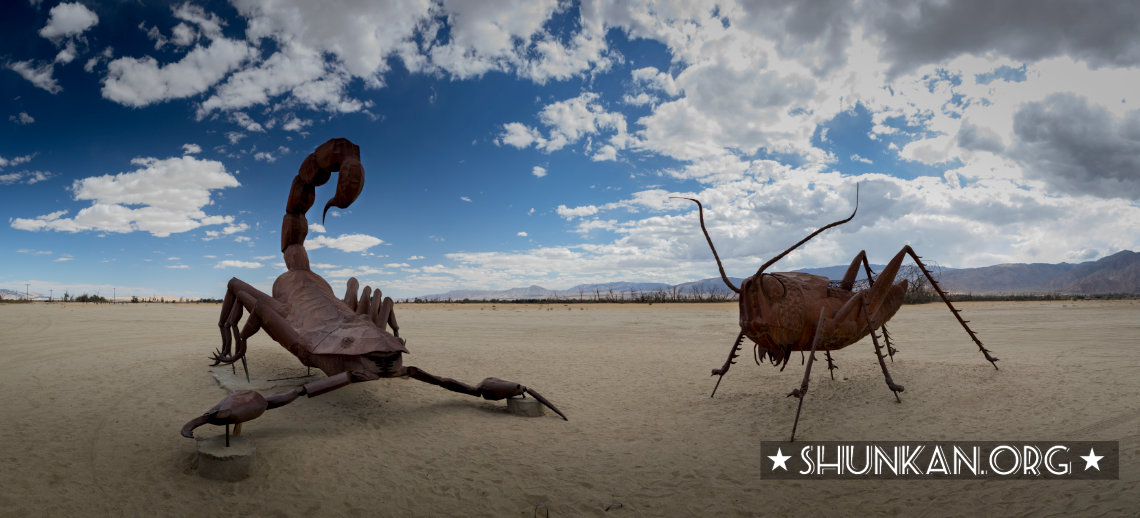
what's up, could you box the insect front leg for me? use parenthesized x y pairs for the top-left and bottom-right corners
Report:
(709, 332), (745, 397)
(787, 308), (827, 442)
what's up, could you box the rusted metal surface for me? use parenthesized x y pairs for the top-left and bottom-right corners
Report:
(182, 138), (566, 443)
(675, 186), (998, 441)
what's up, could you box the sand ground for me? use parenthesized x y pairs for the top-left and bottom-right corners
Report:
(1, 300), (1138, 516)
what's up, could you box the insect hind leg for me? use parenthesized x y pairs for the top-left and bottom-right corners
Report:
(859, 296), (904, 402)
(895, 246), (999, 369)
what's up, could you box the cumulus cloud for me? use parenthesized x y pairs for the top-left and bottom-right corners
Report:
(305, 233), (383, 253)
(498, 92), (631, 158)
(38, 2), (99, 42)
(102, 37), (255, 107)
(868, 0), (1140, 77)
(1010, 93), (1140, 199)
(531, 165), (547, 178)
(10, 155), (240, 237)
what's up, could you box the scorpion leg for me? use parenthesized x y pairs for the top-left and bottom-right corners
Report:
(824, 350), (838, 380)
(860, 297), (904, 402)
(343, 277), (360, 309)
(788, 308), (827, 442)
(211, 278), (297, 369)
(710, 332), (745, 397)
(405, 366), (568, 420)
(356, 286), (372, 315)
(180, 372), (368, 439)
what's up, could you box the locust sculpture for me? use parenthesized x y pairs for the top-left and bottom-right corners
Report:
(182, 138), (566, 443)
(674, 186), (998, 441)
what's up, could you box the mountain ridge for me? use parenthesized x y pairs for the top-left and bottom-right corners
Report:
(416, 250), (1140, 300)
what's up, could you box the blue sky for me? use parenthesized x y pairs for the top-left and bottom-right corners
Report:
(3, 1), (1140, 300)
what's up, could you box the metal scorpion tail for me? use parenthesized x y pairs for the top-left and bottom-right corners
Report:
(281, 138), (365, 271)
(671, 197), (740, 294)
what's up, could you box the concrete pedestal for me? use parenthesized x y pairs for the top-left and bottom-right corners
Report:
(196, 435), (257, 481)
(507, 396), (545, 417)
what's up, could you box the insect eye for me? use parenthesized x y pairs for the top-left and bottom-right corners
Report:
(760, 275), (786, 299)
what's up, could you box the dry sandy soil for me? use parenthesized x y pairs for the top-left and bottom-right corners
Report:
(1, 300), (1138, 516)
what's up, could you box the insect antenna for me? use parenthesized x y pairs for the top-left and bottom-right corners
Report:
(671, 197), (741, 293)
(754, 183), (860, 277)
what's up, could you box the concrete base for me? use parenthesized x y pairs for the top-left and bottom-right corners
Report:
(196, 435), (257, 481)
(507, 396), (545, 417)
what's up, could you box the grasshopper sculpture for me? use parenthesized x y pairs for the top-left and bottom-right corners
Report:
(675, 187), (998, 441)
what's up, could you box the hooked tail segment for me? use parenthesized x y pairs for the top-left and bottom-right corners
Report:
(282, 138), (365, 270)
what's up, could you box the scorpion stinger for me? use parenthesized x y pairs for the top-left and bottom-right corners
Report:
(183, 138), (566, 442)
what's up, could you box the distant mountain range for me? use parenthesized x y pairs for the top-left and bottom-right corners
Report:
(5, 251), (1137, 302)
(416, 250), (1140, 301)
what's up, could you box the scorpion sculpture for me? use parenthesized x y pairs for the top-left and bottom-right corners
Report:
(182, 138), (566, 443)
(675, 186), (998, 441)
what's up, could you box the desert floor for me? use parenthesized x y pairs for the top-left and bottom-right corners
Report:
(1, 300), (1138, 516)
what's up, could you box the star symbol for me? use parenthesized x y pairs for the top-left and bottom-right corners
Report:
(769, 448), (791, 471)
(1080, 448), (1103, 471)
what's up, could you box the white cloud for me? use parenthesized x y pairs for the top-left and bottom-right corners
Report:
(517, 231), (528, 237)
(54, 41), (77, 64)
(496, 122), (544, 148)
(305, 233), (383, 253)
(9, 112), (35, 125)
(171, 22), (198, 47)
(10, 155), (240, 237)
(0, 170), (53, 185)
(308, 222), (326, 233)
(555, 204), (598, 219)
(231, 112), (264, 132)
(531, 165), (547, 178)
(0, 154), (36, 169)
(8, 60), (61, 94)
(182, 143), (201, 155)
(281, 114), (312, 132)
(166, 264), (190, 269)
(460, 196), (472, 202)
(499, 92), (631, 159)
(38, 2), (98, 41)
(215, 260), (262, 269)
(101, 37), (255, 108)
(222, 223), (248, 234)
